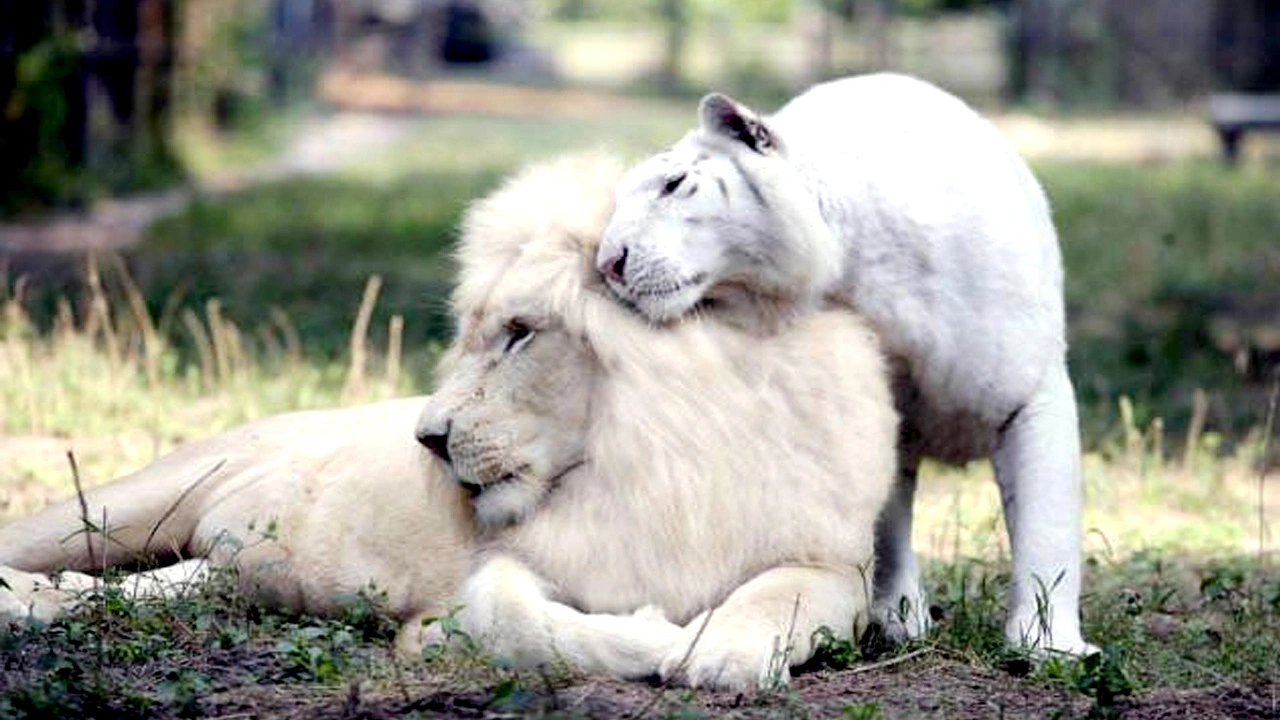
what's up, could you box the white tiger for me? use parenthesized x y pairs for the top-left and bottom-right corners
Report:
(596, 73), (1095, 656)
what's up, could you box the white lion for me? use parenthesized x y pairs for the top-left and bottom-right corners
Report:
(596, 73), (1093, 655)
(0, 154), (898, 690)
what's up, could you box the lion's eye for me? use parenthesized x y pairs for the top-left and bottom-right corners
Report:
(660, 172), (687, 197)
(503, 319), (535, 353)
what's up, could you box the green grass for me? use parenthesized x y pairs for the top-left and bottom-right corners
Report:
(1046, 161), (1280, 444)
(0, 538), (1273, 717)
(0, 568), (509, 719)
(138, 172), (482, 362)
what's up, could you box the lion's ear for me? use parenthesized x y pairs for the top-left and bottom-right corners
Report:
(698, 93), (779, 154)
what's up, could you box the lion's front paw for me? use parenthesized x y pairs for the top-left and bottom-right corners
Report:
(659, 614), (791, 691)
(630, 604), (671, 624)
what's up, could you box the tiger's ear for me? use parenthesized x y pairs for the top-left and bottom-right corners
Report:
(698, 93), (779, 154)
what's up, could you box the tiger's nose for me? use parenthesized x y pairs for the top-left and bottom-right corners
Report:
(598, 246), (628, 284)
(415, 418), (452, 465)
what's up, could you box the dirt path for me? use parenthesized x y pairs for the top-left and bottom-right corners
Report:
(0, 112), (424, 256)
(0, 75), (678, 258)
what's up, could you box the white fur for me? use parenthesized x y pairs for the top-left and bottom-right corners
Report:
(598, 73), (1094, 655)
(0, 154), (899, 689)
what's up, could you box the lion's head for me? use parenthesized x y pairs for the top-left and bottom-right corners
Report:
(415, 154), (626, 528)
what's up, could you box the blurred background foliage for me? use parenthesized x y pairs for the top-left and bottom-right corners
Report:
(4, 0), (1277, 216)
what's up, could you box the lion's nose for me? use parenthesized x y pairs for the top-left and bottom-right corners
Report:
(416, 419), (452, 465)
(599, 246), (628, 284)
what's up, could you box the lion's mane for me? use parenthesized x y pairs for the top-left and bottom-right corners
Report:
(446, 153), (899, 629)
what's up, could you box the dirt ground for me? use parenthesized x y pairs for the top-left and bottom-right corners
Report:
(192, 655), (1277, 720)
(5, 620), (1275, 720)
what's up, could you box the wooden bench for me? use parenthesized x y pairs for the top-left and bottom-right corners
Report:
(1208, 93), (1280, 163)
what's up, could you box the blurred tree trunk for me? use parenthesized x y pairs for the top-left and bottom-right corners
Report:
(657, 0), (687, 92)
(0, 0), (180, 214)
(136, 0), (178, 173)
(1009, 0), (1278, 106)
(1004, 0), (1029, 101)
(89, 0), (179, 180)
(93, 0), (140, 164)
(1214, 0), (1280, 92)
(799, 0), (834, 85)
(861, 0), (892, 71)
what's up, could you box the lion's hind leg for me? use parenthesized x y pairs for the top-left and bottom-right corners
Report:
(436, 555), (683, 679)
(0, 449), (233, 573)
(0, 566), (96, 625)
(659, 563), (871, 691)
(0, 559), (209, 627)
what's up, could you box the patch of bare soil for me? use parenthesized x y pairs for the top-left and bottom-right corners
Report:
(190, 657), (1279, 720)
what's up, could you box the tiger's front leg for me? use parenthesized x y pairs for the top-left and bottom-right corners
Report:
(993, 363), (1095, 656)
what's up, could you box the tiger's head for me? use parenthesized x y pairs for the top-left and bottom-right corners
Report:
(597, 93), (840, 328)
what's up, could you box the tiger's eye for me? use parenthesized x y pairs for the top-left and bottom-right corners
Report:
(661, 173), (687, 196)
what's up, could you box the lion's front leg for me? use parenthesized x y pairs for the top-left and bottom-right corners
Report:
(438, 554), (682, 679)
(659, 563), (871, 691)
